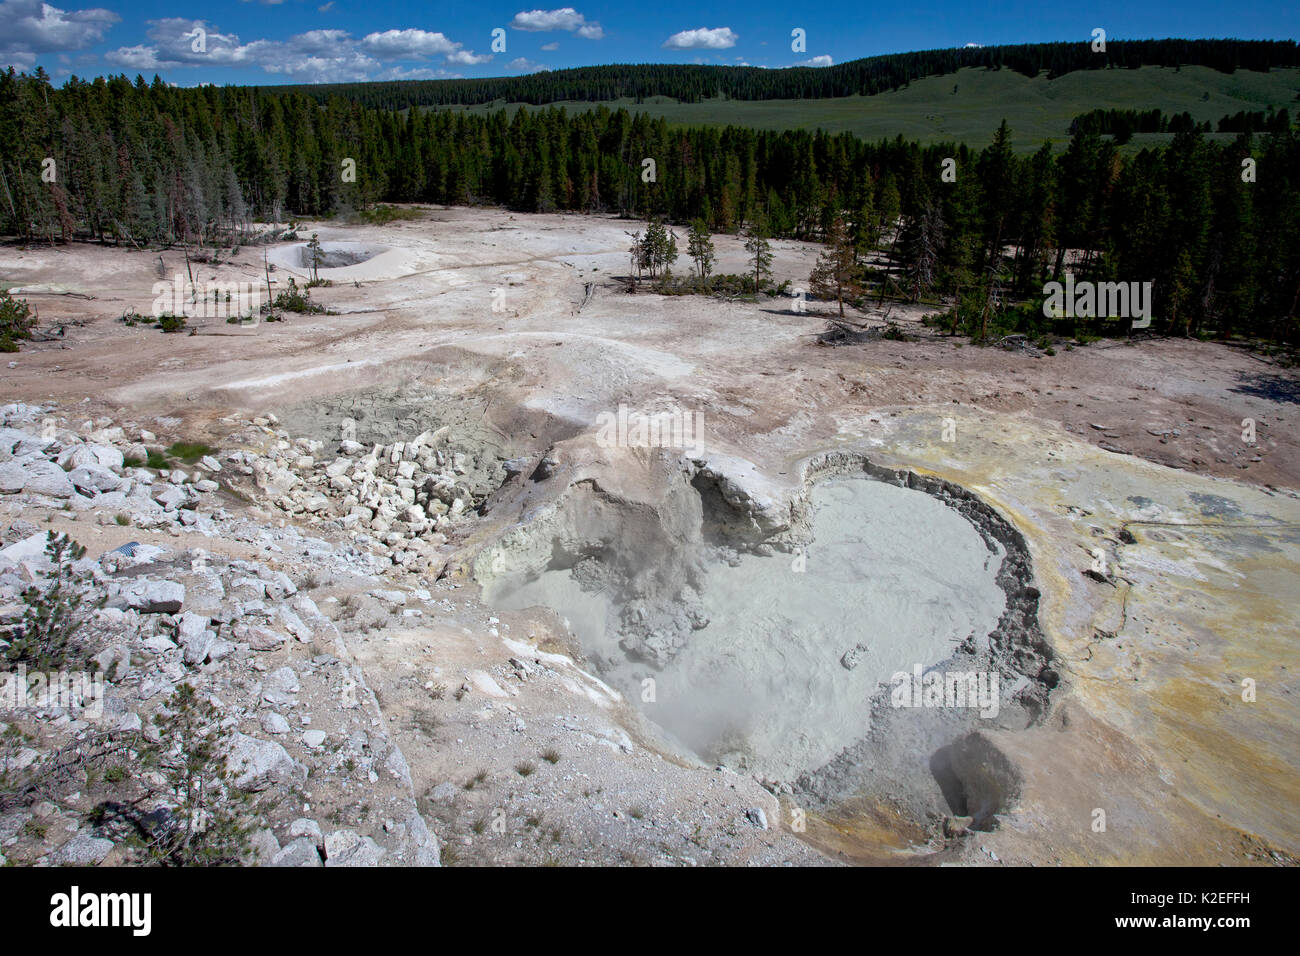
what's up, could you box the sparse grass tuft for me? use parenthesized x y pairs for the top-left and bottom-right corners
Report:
(541, 747), (561, 764)
(21, 819), (48, 840)
(166, 441), (215, 463)
(515, 761), (536, 777)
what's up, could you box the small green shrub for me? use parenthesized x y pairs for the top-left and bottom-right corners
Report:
(5, 532), (101, 671)
(0, 291), (36, 351)
(271, 278), (324, 315)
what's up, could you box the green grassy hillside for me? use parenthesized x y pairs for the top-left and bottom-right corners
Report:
(436, 65), (1300, 150)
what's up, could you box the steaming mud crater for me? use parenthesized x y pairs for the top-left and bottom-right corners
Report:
(486, 474), (1011, 781)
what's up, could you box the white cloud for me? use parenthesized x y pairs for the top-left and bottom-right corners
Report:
(102, 20), (486, 83)
(446, 49), (492, 65)
(105, 44), (164, 70)
(359, 28), (460, 59)
(377, 65), (462, 80)
(3, 50), (37, 70)
(798, 55), (833, 67)
(540, 41), (559, 51)
(0, 0), (119, 66)
(290, 29), (353, 56)
(507, 56), (547, 72)
(662, 27), (736, 50)
(318, 1), (335, 10)
(510, 8), (603, 39)
(964, 42), (983, 48)
(263, 51), (379, 83)
(110, 19), (252, 69)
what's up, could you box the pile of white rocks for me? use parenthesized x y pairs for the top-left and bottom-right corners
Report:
(239, 423), (505, 569)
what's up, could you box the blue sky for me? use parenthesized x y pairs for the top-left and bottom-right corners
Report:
(2, 0), (1296, 85)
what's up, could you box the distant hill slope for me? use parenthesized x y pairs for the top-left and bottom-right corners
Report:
(273, 38), (1298, 111)
(431, 65), (1300, 150)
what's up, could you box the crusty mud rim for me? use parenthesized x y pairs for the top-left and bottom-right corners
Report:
(791, 449), (1057, 712)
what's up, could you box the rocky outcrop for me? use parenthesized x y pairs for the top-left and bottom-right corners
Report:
(0, 401), (443, 868)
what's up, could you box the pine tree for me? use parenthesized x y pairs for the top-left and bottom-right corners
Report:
(137, 683), (256, 866)
(744, 215), (773, 291)
(306, 233), (323, 284)
(6, 532), (100, 670)
(808, 216), (865, 316)
(686, 218), (715, 279)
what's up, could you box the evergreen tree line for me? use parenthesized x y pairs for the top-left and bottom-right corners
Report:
(1, 68), (1298, 340)
(1069, 106), (1293, 140)
(275, 39), (1299, 109)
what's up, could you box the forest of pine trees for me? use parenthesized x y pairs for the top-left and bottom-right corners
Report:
(1, 63), (1298, 341)
(276, 39), (1300, 109)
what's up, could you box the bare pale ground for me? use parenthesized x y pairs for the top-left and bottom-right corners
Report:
(2, 206), (1298, 866)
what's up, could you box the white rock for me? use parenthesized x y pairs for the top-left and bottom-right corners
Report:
(117, 578), (184, 615)
(49, 833), (114, 865)
(324, 830), (385, 867)
(240, 623), (288, 651)
(289, 818), (324, 848)
(16, 460), (75, 498)
(270, 837), (322, 867)
(226, 733), (306, 791)
(68, 464), (125, 494)
(151, 484), (185, 511)
(260, 711), (291, 735)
